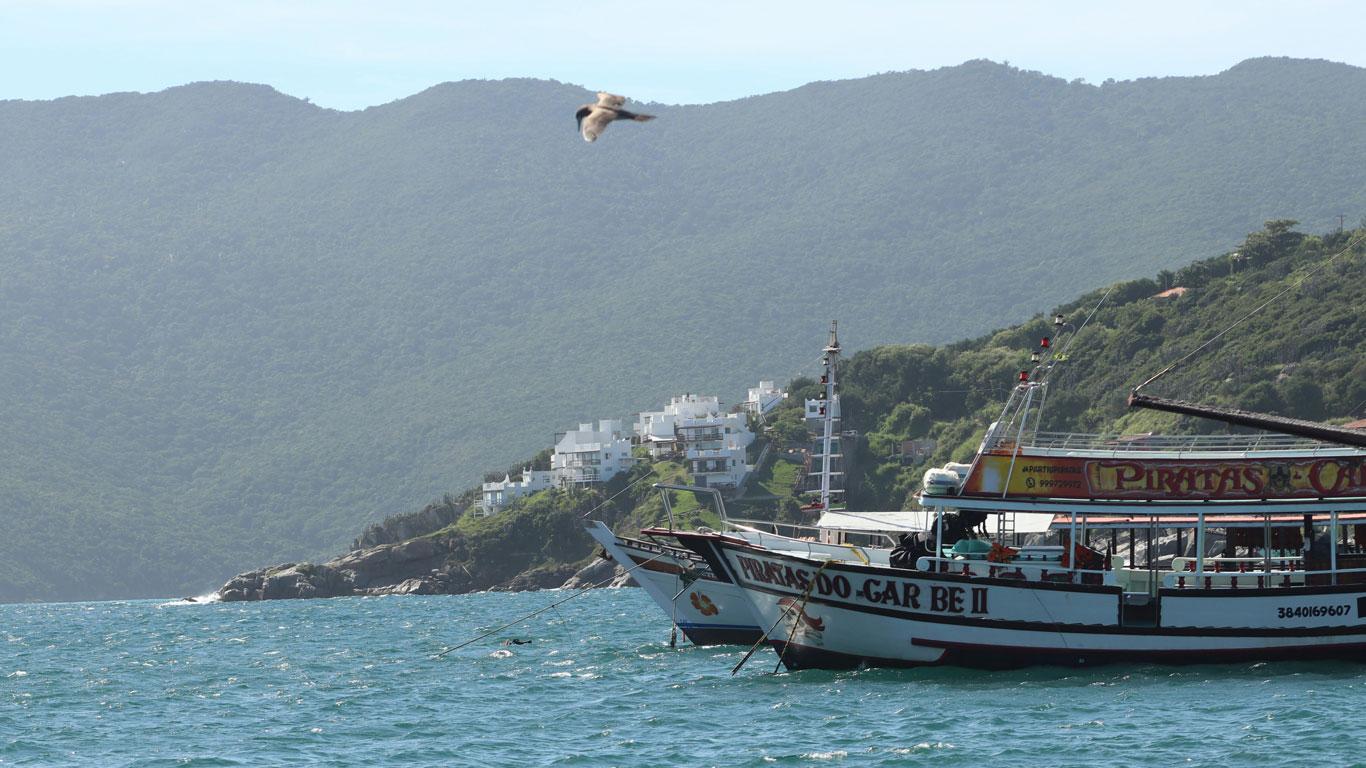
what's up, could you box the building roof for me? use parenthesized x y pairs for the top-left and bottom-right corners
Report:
(1151, 286), (1188, 299)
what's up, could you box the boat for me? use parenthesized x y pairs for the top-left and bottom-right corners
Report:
(585, 322), (936, 645)
(672, 321), (1366, 670)
(585, 516), (761, 645)
(585, 484), (926, 646)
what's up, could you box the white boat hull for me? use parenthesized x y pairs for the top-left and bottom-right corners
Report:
(585, 522), (761, 645)
(677, 532), (1366, 669)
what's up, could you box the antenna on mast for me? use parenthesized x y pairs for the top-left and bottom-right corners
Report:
(824, 319), (840, 355)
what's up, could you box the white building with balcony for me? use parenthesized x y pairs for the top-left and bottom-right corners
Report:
(552, 419), (634, 485)
(745, 381), (787, 417)
(681, 411), (754, 488)
(479, 468), (556, 517)
(634, 394), (725, 458)
(634, 393), (755, 487)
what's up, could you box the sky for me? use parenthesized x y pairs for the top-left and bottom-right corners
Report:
(2, 0), (1364, 110)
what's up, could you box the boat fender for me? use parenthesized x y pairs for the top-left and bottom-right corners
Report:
(922, 468), (961, 495)
(944, 462), (973, 480)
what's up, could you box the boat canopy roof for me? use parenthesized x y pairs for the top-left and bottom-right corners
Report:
(813, 510), (926, 532)
(997, 431), (1361, 460)
(921, 491), (1366, 519)
(1048, 509), (1366, 530)
(813, 509), (1057, 535)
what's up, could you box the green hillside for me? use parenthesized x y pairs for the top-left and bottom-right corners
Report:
(340, 221), (1366, 594)
(3, 59), (1366, 601)
(838, 221), (1366, 509)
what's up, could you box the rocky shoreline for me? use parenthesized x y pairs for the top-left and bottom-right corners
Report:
(216, 536), (635, 602)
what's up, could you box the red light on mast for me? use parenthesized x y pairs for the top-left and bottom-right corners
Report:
(1040, 336), (1051, 348)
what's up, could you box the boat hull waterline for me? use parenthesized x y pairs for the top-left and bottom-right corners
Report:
(676, 531), (1366, 670)
(585, 522), (762, 645)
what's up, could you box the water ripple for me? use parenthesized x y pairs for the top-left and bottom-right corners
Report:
(3, 592), (1366, 765)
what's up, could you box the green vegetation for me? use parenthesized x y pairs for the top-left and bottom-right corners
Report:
(840, 222), (1366, 509)
(3, 59), (1366, 600)
(396, 221), (1365, 587)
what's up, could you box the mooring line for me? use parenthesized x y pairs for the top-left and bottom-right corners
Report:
(773, 560), (832, 674)
(668, 579), (688, 648)
(731, 559), (831, 676)
(435, 549), (668, 658)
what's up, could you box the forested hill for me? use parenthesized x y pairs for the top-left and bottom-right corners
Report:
(836, 222), (1366, 509)
(218, 221), (1366, 600)
(3, 58), (1366, 601)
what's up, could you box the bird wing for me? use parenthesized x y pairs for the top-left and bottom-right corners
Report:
(596, 92), (626, 107)
(575, 105), (593, 133)
(579, 107), (617, 141)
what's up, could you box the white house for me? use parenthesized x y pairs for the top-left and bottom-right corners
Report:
(636, 393), (754, 488)
(552, 419), (634, 485)
(479, 468), (556, 517)
(745, 381), (787, 416)
(681, 411), (754, 488)
(634, 394), (725, 458)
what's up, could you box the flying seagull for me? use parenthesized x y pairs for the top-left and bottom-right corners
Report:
(576, 92), (655, 143)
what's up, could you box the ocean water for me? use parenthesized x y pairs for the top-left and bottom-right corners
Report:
(3, 589), (1365, 768)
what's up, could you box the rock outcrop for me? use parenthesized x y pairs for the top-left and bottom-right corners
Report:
(216, 532), (637, 601)
(560, 556), (637, 590)
(217, 537), (461, 601)
(351, 498), (466, 550)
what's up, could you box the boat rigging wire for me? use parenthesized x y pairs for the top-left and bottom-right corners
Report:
(1132, 230), (1366, 394)
(1030, 283), (1117, 438)
(1053, 284), (1115, 363)
(435, 549), (670, 658)
(576, 470), (656, 519)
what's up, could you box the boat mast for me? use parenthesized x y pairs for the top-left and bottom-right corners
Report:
(815, 320), (842, 511)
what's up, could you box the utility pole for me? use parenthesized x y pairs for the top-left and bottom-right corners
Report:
(1338, 214), (1346, 233)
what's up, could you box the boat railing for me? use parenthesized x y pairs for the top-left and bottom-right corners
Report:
(1160, 565), (1366, 590)
(725, 520), (882, 564)
(1014, 431), (1334, 454)
(1170, 555), (1303, 572)
(913, 554), (1117, 586)
(725, 517), (826, 540)
(725, 516), (915, 548)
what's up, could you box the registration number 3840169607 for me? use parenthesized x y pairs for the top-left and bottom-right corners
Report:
(1277, 604), (1351, 619)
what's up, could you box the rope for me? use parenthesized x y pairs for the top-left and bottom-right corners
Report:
(731, 559), (831, 676)
(773, 560), (833, 673)
(576, 470), (656, 519)
(1038, 284), (1116, 388)
(435, 549), (668, 658)
(1133, 230), (1366, 394)
(669, 574), (682, 647)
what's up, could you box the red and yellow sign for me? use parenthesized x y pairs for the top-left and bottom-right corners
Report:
(961, 453), (1366, 501)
